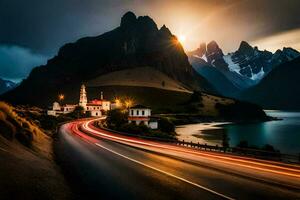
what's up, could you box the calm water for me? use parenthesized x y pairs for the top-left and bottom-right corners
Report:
(176, 111), (300, 155)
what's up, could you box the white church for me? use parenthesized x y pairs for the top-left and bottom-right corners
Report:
(47, 84), (111, 117)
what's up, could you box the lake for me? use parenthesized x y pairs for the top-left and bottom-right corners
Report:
(176, 111), (300, 155)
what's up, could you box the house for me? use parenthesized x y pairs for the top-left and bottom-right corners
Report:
(128, 105), (158, 129)
(47, 84), (111, 117)
(47, 102), (76, 116)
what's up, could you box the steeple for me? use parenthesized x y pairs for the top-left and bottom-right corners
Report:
(100, 91), (103, 100)
(79, 84), (87, 108)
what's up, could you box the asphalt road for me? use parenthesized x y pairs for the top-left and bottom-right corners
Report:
(55, 118), (300, 200)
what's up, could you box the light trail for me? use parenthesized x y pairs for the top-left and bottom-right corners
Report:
(95, 143), (235, 200)
(86, 120), (291, 169)
(0, 147), (8, 152)
(82, 120), (300, 178)
(59, 118), (300, 199)
(67, 121), (235, 199)
(79, 118), (300, 179)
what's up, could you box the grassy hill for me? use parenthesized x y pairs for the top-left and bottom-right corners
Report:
(87, 66), (191, 93)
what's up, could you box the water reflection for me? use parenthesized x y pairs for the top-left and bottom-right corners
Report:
(176, 123), (228, 146)
(176, 111), (300, 155)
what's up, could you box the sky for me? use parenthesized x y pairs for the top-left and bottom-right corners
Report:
(0, 0), (300, 82)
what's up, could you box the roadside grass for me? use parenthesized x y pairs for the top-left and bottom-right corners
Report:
(0, 101), (51, 158)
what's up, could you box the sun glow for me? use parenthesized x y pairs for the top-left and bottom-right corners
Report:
(178, 35), (186, 44)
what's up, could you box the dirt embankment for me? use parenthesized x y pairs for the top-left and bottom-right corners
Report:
(0, 102), (73, 200)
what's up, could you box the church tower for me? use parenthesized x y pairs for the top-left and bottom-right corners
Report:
(79, 84), (87, 109)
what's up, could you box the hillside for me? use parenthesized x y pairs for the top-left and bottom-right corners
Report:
(189, 57), (240, 97)
(87, 67), (191, 93)
(240, 57), (300, 109)
(0, 102), (50, 154)
(73, 85), (266, 120)
(1, 11), (216, 107)
(0, 102), (72, 199)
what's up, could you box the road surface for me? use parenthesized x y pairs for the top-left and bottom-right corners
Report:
(55, 118), (300, 200)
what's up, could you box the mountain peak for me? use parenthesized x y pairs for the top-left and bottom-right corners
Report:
(282, 47), (300, 60)
(160, 24), (168, 31)
(239, 41), (253, 50)
(239, 41), (251, 48)
(207, 40), (219, 48)
(238, 41), (253, 55)
(159, 25), (172, 37)
(282, 47), (299, 54)
(121, 11), (137, 27)
(206, 41), (223, 57)
(137, 15), (158, 32)
(0, 78), (17, 95)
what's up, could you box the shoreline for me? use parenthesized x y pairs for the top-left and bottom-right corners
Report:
(173, 111), (282, 147)
(158, 113), (279, 126)
(175, 122), (230, 146)
(174, 110), (300, 156)
(174, 116), (280, 143)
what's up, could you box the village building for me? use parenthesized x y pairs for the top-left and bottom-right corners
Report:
(128, 105), (158, 129)
(47, 102), (76, 116)
(47, 84), (111, 117)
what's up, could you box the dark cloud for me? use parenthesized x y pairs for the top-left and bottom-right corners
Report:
(0, 45), (47, 82)
(0, 0), (130, 55)
(1, 0), (299, 54)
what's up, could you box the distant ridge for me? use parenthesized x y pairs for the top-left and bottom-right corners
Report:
(0, 78), (16, 95)
(240, 57), (300, 109)
(188, 41), (300, 99)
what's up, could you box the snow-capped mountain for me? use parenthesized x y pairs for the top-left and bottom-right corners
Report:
(188, 41), (300, 92)
(0, 78), (17, 95)
(223, 41), (299, 82)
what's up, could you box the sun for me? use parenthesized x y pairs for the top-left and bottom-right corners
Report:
(178, 35), (186, 43)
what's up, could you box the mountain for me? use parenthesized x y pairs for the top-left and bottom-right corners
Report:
(0, 12), (268, 120)
(2, 12), (216, 107)
(189, 55), (240, 97)
(0, 78), (16, 95)
(223, 42), (299, 82)
(240, 57), (300, 109)
(188, 41), (300, 95)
